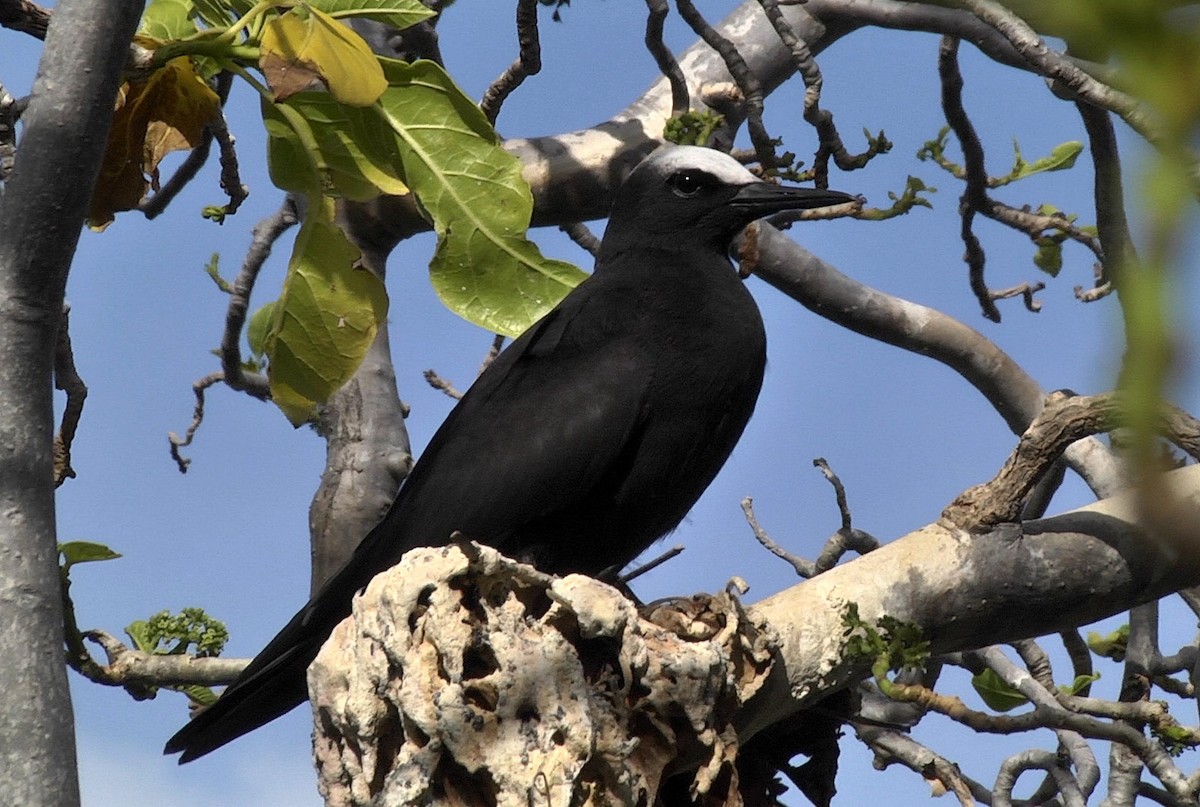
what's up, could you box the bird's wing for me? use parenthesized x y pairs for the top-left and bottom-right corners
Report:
(354, 275), (655, 572)
(166, 277), (654, 761)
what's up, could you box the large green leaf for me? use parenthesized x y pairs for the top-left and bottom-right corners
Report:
(264, 92), (410, 200)
(264, 197), (389, 425)
(140, 0), (198, 41)
(309, 0), (435, 29)
(375, 59), (587, 337)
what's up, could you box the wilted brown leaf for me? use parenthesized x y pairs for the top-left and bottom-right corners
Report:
(88, 57), (220, 230)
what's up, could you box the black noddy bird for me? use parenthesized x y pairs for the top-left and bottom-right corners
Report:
(165, 145), (854, 762)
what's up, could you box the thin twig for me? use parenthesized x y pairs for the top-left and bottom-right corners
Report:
(219, 198), (298, 398)
(620, 544), (684, 583)
(674, 0), (777, 171)
(559, 221), (601, 257)
(53, 303), (87, 486)
(741, 496), (811, 577)
(479, 0), (541, 125)
(989, 281), (1044, 313)
(208, 107), (249, 220)
(644, 0), (688, 118)
(168, 372), (224, 473)
(423, 368), (462, 400)
(478, 333), (506, 375)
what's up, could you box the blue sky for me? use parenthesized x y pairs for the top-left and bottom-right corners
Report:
(5, 1), (1200, 804)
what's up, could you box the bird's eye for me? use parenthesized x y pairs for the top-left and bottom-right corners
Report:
(668, 170), (713, 198)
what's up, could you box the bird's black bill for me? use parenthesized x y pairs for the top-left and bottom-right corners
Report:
(729, 182), (856, 213)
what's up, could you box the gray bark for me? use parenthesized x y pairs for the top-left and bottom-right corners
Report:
(0, 0), (143, 804)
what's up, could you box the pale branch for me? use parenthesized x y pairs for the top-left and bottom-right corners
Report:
(737, 221), (1124, 497)
(993, 749), (1086, 807)
(988, 280), (1044, 313)
(309, 211), (413, 590)
(478, 333), (505, 375)
(80, 629), (246, 688)
(643, 0), (689, 118)
(741, 495), (810, 576)
(855, 724), (982, 806)
(53, 303), (86, 487)
(167, 371), (223, 474)
(479, 0), (541, 125)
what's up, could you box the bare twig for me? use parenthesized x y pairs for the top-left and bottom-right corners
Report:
(620, 544), (684, 583)
(206, 106), (249, 220)
(942, 391), (1200, 532)
(52, 303), (86, 486)
(478, 333), (506, 375)
(756, 0), (889, 186)
(644, 0), (689, 118)
(219, 198), (298, 398)
(1076, 100), (1135, 292)
(741, 496), (810, 576)
(559, 221), (601, 257)
(479, 0), (541, 125)
(167, 372), (224, 473)
(423, 368), (462, 400)
(675, 0), (777, 171)
(939, 36), (1001, 322)
(988, 280), (1044, 313)
(856, 725), (980, 806)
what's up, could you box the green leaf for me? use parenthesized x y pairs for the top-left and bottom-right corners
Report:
(247, 300), (276, 358)
(58, 541), (123, 569)
(375, 59), (587, 337)
(264, 92), (410, 200)
(190, 0), (238, 29)
(204, 253), (233, 293)
(140, 0), (199, 40)
(1087, 624), (1130, 660)
(1033, 235), (1065, 277)
(179, 684), (220, 706)
(125, 620), (156, 654)
(1058, 672), (1101, 697)
(308, 0), (435, 29)
(259, 5), (387, 107)
(971, 668), (1028, 712)
(264, 197), (388, 425)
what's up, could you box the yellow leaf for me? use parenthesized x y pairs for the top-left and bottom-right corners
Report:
(265, 196), (389, 425)
(259, 6), (387, 107)
(88, 57), (220, 229)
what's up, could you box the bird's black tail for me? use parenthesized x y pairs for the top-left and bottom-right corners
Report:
(163, 607), (322, 762)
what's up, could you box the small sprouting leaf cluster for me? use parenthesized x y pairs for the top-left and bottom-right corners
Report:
(126, 607), (229, 659)
(97, 0), (587, 424)
(842, 602), (930, 681)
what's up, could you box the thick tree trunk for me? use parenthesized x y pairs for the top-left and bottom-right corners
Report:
(0, 1), (142, 803)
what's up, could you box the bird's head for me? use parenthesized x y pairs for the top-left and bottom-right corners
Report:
(599, 145), (855, 259)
